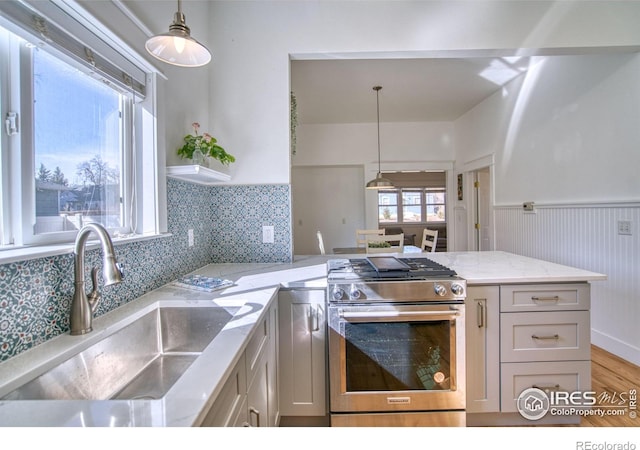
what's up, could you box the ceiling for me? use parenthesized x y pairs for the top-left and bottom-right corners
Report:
(290, 56), (535, 125)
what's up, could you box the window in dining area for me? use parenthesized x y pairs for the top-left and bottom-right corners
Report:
(377, 172), (447, 225)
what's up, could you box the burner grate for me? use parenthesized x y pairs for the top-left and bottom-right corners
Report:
(328, 256), (457, 280)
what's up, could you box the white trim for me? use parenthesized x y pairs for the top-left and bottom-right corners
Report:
(591, 329), (640, 367)
(494, 201), (640, 209)
(457, 153), (495, 174)
(110, 0), (154, 37)
(290, 46), (640, 61)
(52, 0), (163, 77)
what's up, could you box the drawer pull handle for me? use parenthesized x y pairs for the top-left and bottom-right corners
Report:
(249, 407), (261, 427)
(309, 305), (320, 332)
(533, 384), (561, 391)
(531, 295), (560, 302)
(476, 299), (486, 328)
(531, 334), (560, 340)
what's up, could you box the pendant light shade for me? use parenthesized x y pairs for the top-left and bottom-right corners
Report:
(366, 86), (394, 189)
(145, 0), (211, 67)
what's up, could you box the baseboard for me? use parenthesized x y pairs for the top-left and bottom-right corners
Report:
(591, 329), (640, 366)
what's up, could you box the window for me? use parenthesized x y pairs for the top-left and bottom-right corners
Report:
(376, 171), (447, 226)
(378, 188), (446, 225)
(32, 48), (127, 237)
(0, 1), (159, 252)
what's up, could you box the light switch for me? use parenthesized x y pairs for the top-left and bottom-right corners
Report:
(262, 225), (274, 243)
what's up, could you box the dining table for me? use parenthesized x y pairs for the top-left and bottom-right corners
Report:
(331, 245), (423, 254)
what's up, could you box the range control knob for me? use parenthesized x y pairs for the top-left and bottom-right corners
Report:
(332, 287), (345, 301)
(451, 283), (465, 296)
(349, 285), (361, 300)
(434, 283), (447, 297)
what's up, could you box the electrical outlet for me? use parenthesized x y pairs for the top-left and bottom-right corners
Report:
(262, 225), (274, 244)
(188, 229), (194, 247)
(618, 220), (632, 236)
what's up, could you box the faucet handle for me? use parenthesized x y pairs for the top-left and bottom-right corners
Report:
(87, 267), (101, 311)
(116, 263), (125, 279)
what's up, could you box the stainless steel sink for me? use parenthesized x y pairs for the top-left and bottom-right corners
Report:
(2, 306), (237, 401)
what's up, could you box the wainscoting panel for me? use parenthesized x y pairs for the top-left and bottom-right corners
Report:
(494, 204), (640, 365)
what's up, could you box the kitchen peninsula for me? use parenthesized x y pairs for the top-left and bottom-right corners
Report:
(0, 251), (605, 427)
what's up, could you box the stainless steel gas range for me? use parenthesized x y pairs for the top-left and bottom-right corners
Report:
(326, 256), (467, 427)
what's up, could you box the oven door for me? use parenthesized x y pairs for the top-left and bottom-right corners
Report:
(328, 303), (465, 413)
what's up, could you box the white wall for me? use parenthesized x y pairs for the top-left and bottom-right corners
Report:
(455, 53), (640, 205)
(293, 122), (454, 166)
(208, 0), (640, 185)
(291, 166), (365, 254)
(454, 53), (640, 365)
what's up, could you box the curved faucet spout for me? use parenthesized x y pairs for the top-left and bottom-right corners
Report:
(71, 223), (123, 336)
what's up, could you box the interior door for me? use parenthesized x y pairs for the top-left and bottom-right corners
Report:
(473, 167), (492, 251)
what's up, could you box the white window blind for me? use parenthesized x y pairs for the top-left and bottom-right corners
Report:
(0, 0), (146, 97)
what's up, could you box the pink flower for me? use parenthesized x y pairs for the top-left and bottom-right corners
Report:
(192, 122), (200, 134)
(203, 133), (212, 143)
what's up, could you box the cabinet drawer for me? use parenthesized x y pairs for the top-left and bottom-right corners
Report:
(500, 361), (591, 412)
(500, 284), (590, 312)
(200, 354), (247, 427)
(501, 311), (590, 362)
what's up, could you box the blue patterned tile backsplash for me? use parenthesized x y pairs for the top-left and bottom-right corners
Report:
(0, 179), (292, 362)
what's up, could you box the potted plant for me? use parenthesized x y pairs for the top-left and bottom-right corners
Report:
(177, 122), (235, 166)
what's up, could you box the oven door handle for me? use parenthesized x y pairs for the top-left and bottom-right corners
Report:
(339, 309), (459, 322)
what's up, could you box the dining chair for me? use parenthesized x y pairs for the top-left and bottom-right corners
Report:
(356, 229), (385, 248)
(365, 233), (404, 253)
(420, 228), (438, 253)
(316, 230), (326, 255)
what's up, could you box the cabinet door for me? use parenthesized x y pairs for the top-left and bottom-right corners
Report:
(267, 301), (279, 427)
(278, 289), (327, 416)
(500, 361), (591, 412)
(199, 354), (247, 427)
(247, 349), (269, 427)
(465, 286), (500, 413)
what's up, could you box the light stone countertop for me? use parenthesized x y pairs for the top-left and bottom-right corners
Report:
(0, 252), (605, 426)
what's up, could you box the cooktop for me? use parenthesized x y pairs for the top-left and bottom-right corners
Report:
(327, 256), (458, 281)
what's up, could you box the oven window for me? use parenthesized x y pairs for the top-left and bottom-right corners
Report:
(344, 321), (452, 392)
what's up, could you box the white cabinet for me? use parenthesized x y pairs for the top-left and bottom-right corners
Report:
(201, 300), (279, 427)
(500, 361), (591, 413)
(246, 301), (279, 427)
(466, 282), (592, 422)
(465, 286), (500, 413)
(200, 354), (248, 427)
(278, 289), (327, 417)
(499, 283), (591, 413)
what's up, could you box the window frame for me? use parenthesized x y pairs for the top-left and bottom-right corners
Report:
(0, 3), (164, 259)
(13, 33), (133, 246)
(378, 187), (447, 226)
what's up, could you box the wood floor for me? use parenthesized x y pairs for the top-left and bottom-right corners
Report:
(579, 345), (640, 427)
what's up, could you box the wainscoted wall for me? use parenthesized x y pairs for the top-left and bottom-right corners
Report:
(494, 203), (640, 365)
(0, 179), (292, 362)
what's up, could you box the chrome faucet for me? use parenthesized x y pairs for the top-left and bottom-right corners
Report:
(70, 223), (123, 335)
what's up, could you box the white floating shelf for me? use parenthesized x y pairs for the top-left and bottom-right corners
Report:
(166, 165), (231, 185)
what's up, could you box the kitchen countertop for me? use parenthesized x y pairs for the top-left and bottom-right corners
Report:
(0, 252), (605, 426)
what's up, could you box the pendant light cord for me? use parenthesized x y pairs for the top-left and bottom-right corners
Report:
(374, 85), (382, 174)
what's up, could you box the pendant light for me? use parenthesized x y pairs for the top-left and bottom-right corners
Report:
(366, 86), (394, 189)
(145, 0), (211, 67)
